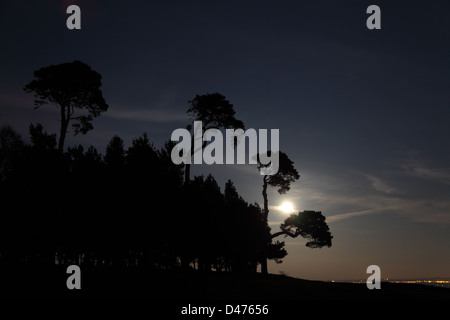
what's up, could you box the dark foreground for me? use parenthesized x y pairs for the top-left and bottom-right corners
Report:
(1, 265), (449, 301)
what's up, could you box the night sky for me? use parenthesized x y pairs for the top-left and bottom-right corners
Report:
(1, 0), (449, 281)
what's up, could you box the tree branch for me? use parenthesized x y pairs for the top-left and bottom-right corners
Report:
(271, 229), (298, 239)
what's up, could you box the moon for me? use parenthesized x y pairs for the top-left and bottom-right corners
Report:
(279, 201), (295, 214)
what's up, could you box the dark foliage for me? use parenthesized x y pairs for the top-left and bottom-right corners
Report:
(24, 61), (108, 151)
(273, 211), (333, 248)
(0, 124), (288, 273)
(184, 92), (245, 184)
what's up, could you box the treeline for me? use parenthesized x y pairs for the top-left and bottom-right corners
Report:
(0, 123), (286, 273)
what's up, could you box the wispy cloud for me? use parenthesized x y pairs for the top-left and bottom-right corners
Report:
(361, 173), (400, 195)
(105, 105), (188, 123)
(326, 192), (450, 224)
(103, 88), (189, 123)
(327, 208), (380, 223)
(401, 161), (450, 185)
(285, 167), (450, 225)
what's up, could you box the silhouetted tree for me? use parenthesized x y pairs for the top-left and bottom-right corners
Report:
(24, 60), (108, 152)
(184, 93), (245, 184)
(259, 151), (300, 222)
(104, 135), (127, 227)
(0, 124), (24, 184)
(65, 144), (104, 265)
(0, 118), (310, 279)
(127, 133), (157, 167)
(17, 123), (64, 266)
(222, 180), (245, 270)
(26, 123), (62, 188)
(222, 180), (274, 273)
(265, 240), (287, 264)
(272, 211), (333, 248)
(157, 140), (184, 188)
(258, 151), (300, 274)
(104, 135), (126, 168)
(0, 125), (25, 265)
(29, 123), (57, 151)
(198, 174), (224, 271)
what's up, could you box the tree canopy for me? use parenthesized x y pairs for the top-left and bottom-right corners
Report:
(0, 124), (288, 273)
(24, 60), (108, 151)
(261, 151), (300, 195)
(3, 85), (332, 279)
(184, 92), (245, 184)
(187, 93), (244, 131)
(273, 211), (333, 248)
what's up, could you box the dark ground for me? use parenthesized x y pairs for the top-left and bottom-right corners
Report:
(1, 265), (449, 301)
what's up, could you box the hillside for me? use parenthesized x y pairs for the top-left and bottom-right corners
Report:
(2, 266), (449, 301)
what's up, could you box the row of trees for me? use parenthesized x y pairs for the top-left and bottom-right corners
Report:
(0, 60), (332, 274)
(0, 124), (284, 272)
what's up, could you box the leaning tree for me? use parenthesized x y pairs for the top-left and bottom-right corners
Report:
(257, 151), (333, 275)
(272, 210), (333, 248)
(257, 151), (300, 274)
(259, 151), (300, 222)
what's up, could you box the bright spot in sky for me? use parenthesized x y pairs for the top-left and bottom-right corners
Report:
(279, 202), (295, 214)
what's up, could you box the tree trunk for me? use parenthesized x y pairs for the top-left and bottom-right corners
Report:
(58, 124), (67, 152)
(58, 105), (70, 152)
(184, 133), (207, 185)
(184, 163), (191, 185)
(261, 258), (268, 275)
(184, 131), (196, 185)
(262, 176), (269, 221)
(261, 176), (269, 275)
